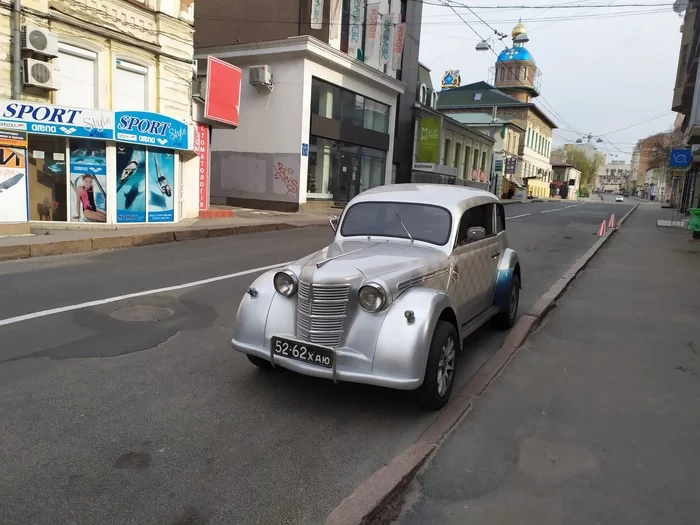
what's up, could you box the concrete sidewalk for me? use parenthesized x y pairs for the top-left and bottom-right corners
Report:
(397, 205), (700, 525)
(0, 207), (334, 261)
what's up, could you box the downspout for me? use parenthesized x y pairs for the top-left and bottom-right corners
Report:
(11, 0), (21, 99)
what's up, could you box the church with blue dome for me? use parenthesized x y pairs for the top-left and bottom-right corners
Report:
(491, 21), (541, 103)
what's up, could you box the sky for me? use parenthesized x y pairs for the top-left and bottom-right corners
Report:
(417, 0), (684, 162)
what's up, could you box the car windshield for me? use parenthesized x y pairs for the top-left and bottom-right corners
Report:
(340, 201), (452, 246)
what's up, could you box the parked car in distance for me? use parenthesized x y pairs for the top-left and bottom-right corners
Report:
(231, 184), (522, 410)
(616, 195), (624, 202)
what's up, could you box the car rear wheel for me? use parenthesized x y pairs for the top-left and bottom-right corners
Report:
(494, 274), (520, 329)
(417, 320), (459, 410)
(247, 354), (273, 369)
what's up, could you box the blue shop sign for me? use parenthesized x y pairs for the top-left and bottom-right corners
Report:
(0, 99), (114, 139)
(115, 111), (189, 150)
(669, 149), (692, 168)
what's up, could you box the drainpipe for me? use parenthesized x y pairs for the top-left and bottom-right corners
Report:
(11, 0), (21, 99)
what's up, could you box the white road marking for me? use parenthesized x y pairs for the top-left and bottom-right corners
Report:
(506, 213), (531, 220)
(0, 261), (293, 328)
(541, 208), (565, 213)
(564, 204), (580, 209)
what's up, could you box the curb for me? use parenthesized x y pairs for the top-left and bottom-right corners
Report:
(324, 202), (641, 525)
(0, 221), (327, 262)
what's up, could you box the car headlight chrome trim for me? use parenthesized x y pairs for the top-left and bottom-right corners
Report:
(358, 283), (387, 312)
(273, 270), (298, 297)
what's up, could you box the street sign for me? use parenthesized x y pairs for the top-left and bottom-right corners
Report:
(669, 149), (692, 168)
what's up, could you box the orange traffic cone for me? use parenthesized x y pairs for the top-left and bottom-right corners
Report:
(608, 213), (616, 229)
(597, 220), (607, 236)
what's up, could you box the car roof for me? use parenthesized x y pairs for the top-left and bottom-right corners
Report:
(349, 184), (499, 214)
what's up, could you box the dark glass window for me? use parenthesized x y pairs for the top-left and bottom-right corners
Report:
(311, 78), (390, 134)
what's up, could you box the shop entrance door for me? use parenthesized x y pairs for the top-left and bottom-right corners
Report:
(336, 150), (361, 203)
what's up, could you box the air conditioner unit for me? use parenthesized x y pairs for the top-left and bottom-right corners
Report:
(21, 26), (58, 58)
(249, 65), (272, 86)
(23, 58), (58, 90)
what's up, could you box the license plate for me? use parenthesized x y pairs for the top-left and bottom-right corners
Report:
(271, 337), (334, 369)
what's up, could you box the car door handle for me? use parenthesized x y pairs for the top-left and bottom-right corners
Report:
(491, 251), (500, 259)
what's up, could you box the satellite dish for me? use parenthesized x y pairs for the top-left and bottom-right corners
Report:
(673, 0), (688, 14)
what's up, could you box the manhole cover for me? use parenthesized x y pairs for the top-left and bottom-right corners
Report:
(110, 305), (175, 322)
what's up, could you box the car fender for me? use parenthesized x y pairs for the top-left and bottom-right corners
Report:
(372, 287), (459, 387)
(492, 248), (520, 311)
(231, 269), (279, 349)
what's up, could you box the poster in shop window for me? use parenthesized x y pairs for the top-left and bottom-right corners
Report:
(0, 146), (28, 222)
(147, 149), (174, 222)
(69, 139), (107, 223)
(116, 144), (147, 223)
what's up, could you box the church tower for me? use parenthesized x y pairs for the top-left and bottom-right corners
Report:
(492, 21), (540, 103)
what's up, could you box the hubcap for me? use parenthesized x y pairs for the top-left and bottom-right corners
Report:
(437, 337), (456, 396)
(509, 284), (519, 319)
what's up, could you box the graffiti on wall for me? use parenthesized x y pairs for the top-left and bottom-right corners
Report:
(273, 161), (298, 195)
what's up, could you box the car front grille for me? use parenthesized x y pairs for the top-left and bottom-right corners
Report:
(297, 280), (350, 348)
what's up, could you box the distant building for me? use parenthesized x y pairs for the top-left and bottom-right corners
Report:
(446, 112), (525, 198)
(435, 22), (556, 199)
(412, 64), (495, 190)
(596, 160), (631, 192)
(551, 160), (581, 199)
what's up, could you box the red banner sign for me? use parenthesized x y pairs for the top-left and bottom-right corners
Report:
(479, 170), (485, 182)
(195, 123), (210, 211)
(471, 169), (478, 181)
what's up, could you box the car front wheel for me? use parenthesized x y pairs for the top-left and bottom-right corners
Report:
(417, 320), (459, 410)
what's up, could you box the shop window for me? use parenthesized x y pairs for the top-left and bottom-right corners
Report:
(114, 60), (148, 111)
(342, 90), (365, 128)
(27, 136), (68, 221)
(443, 139), (451, 165)
(311, 78), (389, 134)
(311, 80), (342, 121)
(116, 146), (176, 223)
(463, 146), (471, 178)
(69, 139), (107, 223)
(55, 43), (97, 109)
(481, 151), (487, 171)
(364, 99), (389, 133)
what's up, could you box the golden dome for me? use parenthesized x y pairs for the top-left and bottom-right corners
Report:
(512, 20), (527, 39)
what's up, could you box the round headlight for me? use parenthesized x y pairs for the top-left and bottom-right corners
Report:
(273, 270), (298, 296)
(358, 284), (386, 312)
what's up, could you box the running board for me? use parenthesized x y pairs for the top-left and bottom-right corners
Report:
(460, 306), (500, 341)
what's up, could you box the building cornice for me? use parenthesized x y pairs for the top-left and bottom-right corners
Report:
(195, 36), (405, 94)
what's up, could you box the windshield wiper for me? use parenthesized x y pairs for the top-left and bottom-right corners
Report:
(394, 213), (414, 242)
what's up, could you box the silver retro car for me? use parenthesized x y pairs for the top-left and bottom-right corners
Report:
(231, 184), (521, 409)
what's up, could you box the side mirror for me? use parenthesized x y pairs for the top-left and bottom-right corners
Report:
(329, 214), (339, 233)
(467, 226), (486, 242)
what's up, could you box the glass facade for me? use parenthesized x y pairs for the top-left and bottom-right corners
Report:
(307, 137), (386, 202)
(311, 78), (390, 134)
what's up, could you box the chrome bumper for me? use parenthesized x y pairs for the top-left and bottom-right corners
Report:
(232, 337), (423, 391)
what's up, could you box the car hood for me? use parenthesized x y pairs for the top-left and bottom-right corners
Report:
(291, 239), (449, 288)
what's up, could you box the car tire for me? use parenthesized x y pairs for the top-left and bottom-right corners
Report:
(495, 274), (520, 330)
(417, 320), (459, 410)
(247, 354), (273, 369)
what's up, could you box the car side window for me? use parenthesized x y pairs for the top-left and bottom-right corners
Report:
(456, 204), (495, 246)
(496, 204), (506, 233)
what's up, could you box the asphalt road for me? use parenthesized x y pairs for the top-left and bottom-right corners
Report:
(0, 199), (633, 525)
